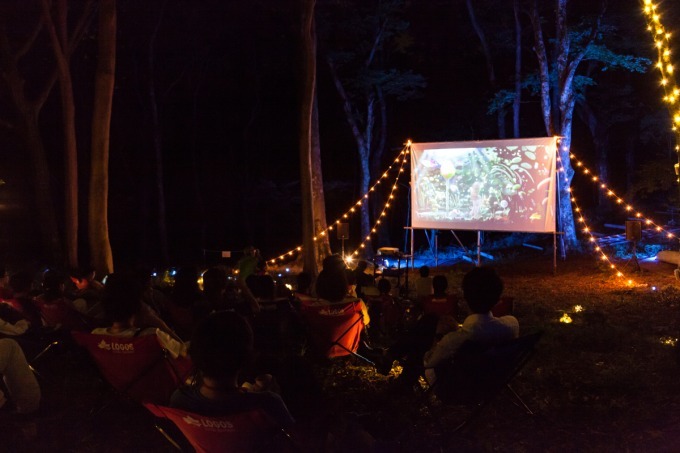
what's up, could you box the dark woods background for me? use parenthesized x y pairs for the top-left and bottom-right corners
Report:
(0, 0), (675, 269)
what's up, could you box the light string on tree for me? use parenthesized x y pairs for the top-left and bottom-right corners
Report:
(557, 151), (637, 286)
(641, 0), (680, 179)
(568, 151), (679, 243)
(267, 143), (411, 265)
(347, 146), (410, 258)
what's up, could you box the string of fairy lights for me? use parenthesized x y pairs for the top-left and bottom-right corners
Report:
(346, 146), (409, 258)
(555, 1), (680, 285)
(267, 143), (411, 265)
(566, 146), (680, 286)
(641, 0), (680, 180)
(266, 2), (677, 271)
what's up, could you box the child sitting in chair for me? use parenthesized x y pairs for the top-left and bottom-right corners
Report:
(170, 311), (295, 429)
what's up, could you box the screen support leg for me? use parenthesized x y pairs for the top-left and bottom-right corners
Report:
(477, 231), (481, 267)
(553, 232), (557, 275)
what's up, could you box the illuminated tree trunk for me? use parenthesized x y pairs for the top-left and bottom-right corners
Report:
(300, 0), (321, 275)
(89, 0), (116, 276)
(327, 62), (375, 257)
(311, 95), (331, 261)
(529, 0), (604, 252)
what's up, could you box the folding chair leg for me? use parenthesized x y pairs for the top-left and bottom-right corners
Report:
(505, 384), (534, 415)
(31, 341), (60, 363)
(153, 423), (183, 451)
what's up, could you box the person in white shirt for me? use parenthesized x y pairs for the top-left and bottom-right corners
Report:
(415, 266), (433, 301)
(0, 338), (40, 414)
(423, 266), (518, 385)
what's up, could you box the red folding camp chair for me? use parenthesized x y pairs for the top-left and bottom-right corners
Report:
(144, 403), (293, 453)
(72, 331), (193, 406)
(422, 294), (459, 318)
(490, 296), (515, 318)
(34, 297), (90, 331)
(299, 298), (374, 364)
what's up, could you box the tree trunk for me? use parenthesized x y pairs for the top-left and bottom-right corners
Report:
(21, 114), (63, 262)
(1, 78), (62, 262)
(465, 0), (505, 138)
(311, 93), (331, 262)
(42, 0), (79, 269)
(513, 0), (522, 138)
(300, 0), (319, 275)
(88, 0), (116, 276)
(529, 0), (603, 251)
(148, 2), (169, 265)
(576, 99), (609, 207)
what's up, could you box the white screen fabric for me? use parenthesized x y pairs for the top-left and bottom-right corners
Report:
(410, 137), (557, 233)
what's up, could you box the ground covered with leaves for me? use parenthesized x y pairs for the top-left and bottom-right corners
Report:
(3, 251), (680, 452)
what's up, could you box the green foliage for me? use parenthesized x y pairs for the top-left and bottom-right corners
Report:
(486, 15), (650, 117)
(585, 44), (650, 73)
(628, 158), (679, 206)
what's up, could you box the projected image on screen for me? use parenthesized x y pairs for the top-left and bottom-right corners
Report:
(410, 137), (557, 233)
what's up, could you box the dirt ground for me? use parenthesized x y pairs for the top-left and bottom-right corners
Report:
(3, 251), (680, 452)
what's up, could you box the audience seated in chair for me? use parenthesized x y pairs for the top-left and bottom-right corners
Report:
(352, 260), (375, 300)
(32, 269), (91, 331)
(366, 278), (401, 336)
(423, 266), (519, 385)
(0, 266), (13, 300)
(378, 267), (518, 391)
(170, 311), (295, 429)
(91, 272), (187, 359)
(415, 265), (433, 302)
(311, 255), (370, 326)
(4, 271), (44, 328)
(421, 275), (458, 319)
(166, 266), (202, 340)
(0, 338), (40, 414)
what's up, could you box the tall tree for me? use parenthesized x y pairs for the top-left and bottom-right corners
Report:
(0, 3), (90, 263)
(299, 0), (322, 274)
(512, 0), (522, 138)
(147, 1), (169, 265)
(465, 0), (506, 138)
(41, 0), (95, 269)
(320, 0), (424, 256)
(88, 0), (116, 275)
(528, 0), (650, 251)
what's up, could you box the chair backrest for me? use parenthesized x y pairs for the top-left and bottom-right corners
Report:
(422, 295), (458, 318)
(433, 331), (542, 405)
(144, 403), (283, 453)
(34, 297), (90, 331)
(300, 299), (364, 358)
(72, 331), (193, 404)
(490, 296), (514, 318)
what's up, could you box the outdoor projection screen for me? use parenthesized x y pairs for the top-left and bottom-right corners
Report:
(410, 137), (557, 233)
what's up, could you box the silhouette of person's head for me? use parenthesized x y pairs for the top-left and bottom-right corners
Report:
(189, 311), (254, 384)
(102, 272), (145, 323)
(296, 272), (312, 294)
(419, 266), (430, 278)
(377, 278), (391, 295)
(315, 268), (349, 302)
(462, 266), (503, 314)
(432, 275), (448, 295)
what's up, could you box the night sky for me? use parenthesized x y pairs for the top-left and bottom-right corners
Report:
(0, 0), (674, 269)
